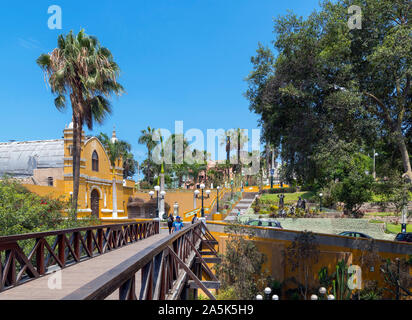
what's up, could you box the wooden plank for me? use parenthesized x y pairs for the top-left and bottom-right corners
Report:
(188, 280), (220, 289)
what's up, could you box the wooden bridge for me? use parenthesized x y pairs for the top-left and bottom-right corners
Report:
(0, 220), (220, 300)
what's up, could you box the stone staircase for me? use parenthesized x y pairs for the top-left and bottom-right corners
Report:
(225, 192), (258, 221)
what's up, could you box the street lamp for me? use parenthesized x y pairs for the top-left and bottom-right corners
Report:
(216, 186), (220, 213)
(311, 294), (318, 300)
(319, 287), (327, 300)
(327, 294), (335, 300)
(173, 202), (179, 216)
(373, 149), (379, 179)
(153, 186), (166, 219)
(195, 184), (210, 218)
(256, 295), (263, 300)
(272, 295), (279, 300)
(264, 287), (272, 300)
(319, 193), (323, 212)
(200, 184), (205, 217)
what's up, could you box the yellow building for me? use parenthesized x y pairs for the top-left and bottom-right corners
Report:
(0, 123), (135, 219)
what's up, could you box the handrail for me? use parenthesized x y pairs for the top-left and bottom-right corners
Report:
(62, 221), (217, 300)
(0, 220), (159, 292)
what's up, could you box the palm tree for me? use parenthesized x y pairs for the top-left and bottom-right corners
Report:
(138, 126), (157, 184)
(37, 29), (124, 217)
(97, 133), (137, 179)
(220, 129), (249, 182)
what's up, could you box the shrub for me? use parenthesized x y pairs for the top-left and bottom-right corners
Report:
(0, 178), (99, 238)
(214, 222), (268, 300)
(262, 187), (297, 194)
(331, 171), (374, 216)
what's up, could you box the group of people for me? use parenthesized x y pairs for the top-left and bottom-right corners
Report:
(167, 213), (200, 234)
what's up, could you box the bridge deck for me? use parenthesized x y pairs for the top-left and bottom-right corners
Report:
(0, 230), (169, 300)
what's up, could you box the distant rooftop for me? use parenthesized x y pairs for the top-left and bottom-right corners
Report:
(0, 139), (64, 177)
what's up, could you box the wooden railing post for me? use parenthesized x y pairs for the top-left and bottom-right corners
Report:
(97, 229), (103, 253)
(58, 235), (65, 267)
(86, 230), (93, 256)
(36, 238), (45, 275)
(73, 232), (80, 261)
(6, 249), (16, 286)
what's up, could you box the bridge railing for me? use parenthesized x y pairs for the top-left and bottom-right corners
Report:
(62, 221), (219, 300)
(0, 220), (159, 292)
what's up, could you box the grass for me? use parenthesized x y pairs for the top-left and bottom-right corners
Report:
(385, 223), (412, 234)
(260, 191), (316, 204)
(368, 219), (385, 224)
(365, 212), (397, 217)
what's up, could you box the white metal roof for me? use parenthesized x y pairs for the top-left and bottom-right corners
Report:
(0, 139), (64, 177)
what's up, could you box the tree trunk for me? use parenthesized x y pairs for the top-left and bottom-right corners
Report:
(72, 116), (82, 220)
(395, 131), (412, 181)
(147, 148), (151, 184)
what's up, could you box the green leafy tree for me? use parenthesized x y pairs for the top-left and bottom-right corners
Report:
(138, 126), (158, 184)
(37, 30), (124, 216)
(214, 222), (268, 300)
(0, 178), (98, 238)
(246, 0), (411, 185)
(284, 231), (320, 300)
(97, 133), (137, 179)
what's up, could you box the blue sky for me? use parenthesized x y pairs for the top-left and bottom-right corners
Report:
(0, 0), (320, 170)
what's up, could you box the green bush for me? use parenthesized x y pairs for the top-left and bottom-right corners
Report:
(331, 171), (374, 216)
(262, 187), (297, 194)
(0, 178), (99, 239)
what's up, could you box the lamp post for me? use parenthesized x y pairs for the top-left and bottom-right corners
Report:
(327, 294), (335, 300)
(319, 193), (323, 212)
(160, 190), (166, 219)
(173, 202), (179, 217)
(195, 185), (210, 218)
(216, 186), (220, 213)
(272, 295), (279, 300)
(311, 294), (318, 300)
(154, 185), (160, 218)
(319, 287), (327, 300)
(194, 190), (200, 209)
(373, 149), (378, 180)
(200, 183), (205, 217)
(264, 287), (272, 300)
(255, 295), (263, 300)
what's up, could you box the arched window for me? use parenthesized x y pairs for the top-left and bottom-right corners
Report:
(92, 151), (99, 172)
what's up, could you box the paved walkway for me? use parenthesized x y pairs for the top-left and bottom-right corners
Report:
(0, 230), (168, 300)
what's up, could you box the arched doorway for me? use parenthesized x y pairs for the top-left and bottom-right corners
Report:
(91, 189), (100, 218)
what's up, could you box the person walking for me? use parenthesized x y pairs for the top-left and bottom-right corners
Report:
(172, 216), (184, 233)
(191, 213), (199, 224)
(167, 213), (174, 234)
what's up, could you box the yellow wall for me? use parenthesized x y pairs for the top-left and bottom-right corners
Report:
(207, 221), (412, 297)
